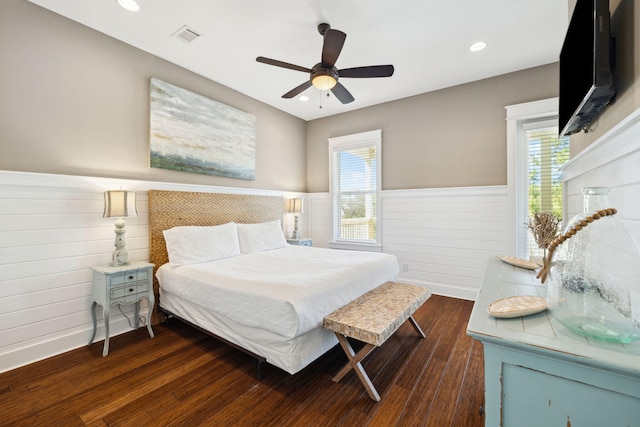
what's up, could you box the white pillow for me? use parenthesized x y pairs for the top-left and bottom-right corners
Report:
(163, 222), (240, 265)
(237, 220), (288, 254)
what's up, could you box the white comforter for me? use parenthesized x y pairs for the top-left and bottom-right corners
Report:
(157, 246), (398, 338)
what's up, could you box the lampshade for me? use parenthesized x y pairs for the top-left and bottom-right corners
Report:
(312, 74), (337, 91)
(288, 198), (304, 214)
(103, 191), (138, 218)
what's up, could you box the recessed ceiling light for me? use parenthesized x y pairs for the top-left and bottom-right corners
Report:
(469, 41), (487, 52)
(298, 95), (309, 102)
(116, 0), (140, 12)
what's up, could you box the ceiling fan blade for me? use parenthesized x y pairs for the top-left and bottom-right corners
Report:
(339, 65), (395, 78)
(321, 29), (346, 68)
(330, 82), (355, 104)
(282, 80), (313, 98)
(256, 56), (312, 73)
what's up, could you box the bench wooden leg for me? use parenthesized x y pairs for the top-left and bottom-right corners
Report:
(333, 333), (381, 401)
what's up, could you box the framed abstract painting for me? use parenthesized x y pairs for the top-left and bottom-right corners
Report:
(149, 78), (256, 180)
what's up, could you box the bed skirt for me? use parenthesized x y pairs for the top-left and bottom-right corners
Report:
(159, 289), (339, 375)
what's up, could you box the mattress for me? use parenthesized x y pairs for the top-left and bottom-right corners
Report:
(156, 245), (399, 339)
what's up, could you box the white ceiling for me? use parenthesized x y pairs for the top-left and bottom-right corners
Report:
(27, 0), (568, 121)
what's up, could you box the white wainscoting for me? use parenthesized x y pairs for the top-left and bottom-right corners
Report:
(562, 106), (640, 248)
(308, 186), (509, 301)
(0, 171), (300, 374)
(0, 170), (507, 373)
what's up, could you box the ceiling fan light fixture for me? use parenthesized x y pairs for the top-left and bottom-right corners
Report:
(312, 74), (337, 91)
(311, 64), (338, 91)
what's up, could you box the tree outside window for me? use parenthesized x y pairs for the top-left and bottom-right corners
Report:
(526, 126), (570, 257)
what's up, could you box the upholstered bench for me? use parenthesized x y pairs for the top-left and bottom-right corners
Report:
(323, 281), (431, 401)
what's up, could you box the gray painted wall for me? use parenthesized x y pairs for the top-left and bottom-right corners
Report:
(306, 63), (559, 192)
(0, 0), (307, 192)
(3, 0), (566, 195)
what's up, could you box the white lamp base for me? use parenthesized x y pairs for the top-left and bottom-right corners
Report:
(291, 215), (299, 239)
(110, 218), (130, 266)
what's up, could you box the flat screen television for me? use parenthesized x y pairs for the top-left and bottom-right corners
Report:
(559, 0), (615, 137)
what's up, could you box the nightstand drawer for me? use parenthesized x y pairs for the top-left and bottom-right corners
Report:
(108, 269), (149, 287)
(110, 285), (126, 299)
(135, 281), (150, 292)
(287, 238), (312, 246)
(110, 282), (149, 302)
(109, 272), (136, 287)
(136, 269), (150, 280)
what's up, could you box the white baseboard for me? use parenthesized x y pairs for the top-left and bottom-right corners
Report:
(0, 317), (140, 374)
(396, 276), (478, 301)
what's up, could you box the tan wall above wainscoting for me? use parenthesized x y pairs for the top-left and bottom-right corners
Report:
(305, 63), (560, 192)
(0, 0), (307, 192)
(1, 1), (562, 195)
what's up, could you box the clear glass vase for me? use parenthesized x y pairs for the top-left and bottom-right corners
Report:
(545, 187), (640, 342)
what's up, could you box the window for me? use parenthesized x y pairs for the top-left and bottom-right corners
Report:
(523, 122), (570, 257)
(506, 98), (570, 260)
(329, 130), (382, 250)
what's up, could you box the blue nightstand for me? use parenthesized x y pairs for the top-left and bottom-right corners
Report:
(89, 261), (155, 356)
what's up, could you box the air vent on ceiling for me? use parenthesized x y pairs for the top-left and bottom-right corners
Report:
(173, 25), (201, 43)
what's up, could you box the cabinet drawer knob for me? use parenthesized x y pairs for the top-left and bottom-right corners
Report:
(128, 275), (134, 280)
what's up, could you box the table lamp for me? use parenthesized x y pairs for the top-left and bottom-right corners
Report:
(103, 190), (137, 266)
(288, 198), (303, 239)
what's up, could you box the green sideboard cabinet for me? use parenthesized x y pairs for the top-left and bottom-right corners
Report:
(467, 257), (640, 427)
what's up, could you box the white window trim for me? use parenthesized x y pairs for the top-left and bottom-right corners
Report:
(506, 97), (559, 259)
(328, 129), (382, 251)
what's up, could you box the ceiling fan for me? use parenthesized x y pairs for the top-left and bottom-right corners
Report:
(256, 23), (394, 104)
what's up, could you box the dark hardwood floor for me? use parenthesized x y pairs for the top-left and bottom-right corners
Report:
(0, 295), (484, 426)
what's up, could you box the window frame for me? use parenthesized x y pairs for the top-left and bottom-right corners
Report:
(328, 129), (382, 251)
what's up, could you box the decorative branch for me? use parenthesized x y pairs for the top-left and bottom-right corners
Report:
(537, 208), (617, 283)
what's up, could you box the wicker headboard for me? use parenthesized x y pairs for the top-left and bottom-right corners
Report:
(148, 190), (284, 297)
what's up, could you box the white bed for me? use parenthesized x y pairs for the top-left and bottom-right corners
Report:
(158, 245), (398, 373)
(149, 190), (399, 375)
